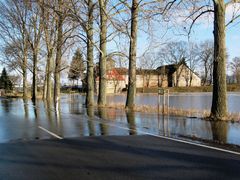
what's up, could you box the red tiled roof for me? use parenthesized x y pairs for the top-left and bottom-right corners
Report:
(96, 68), (125, 81)
(107, 69), (125, 81)
(114, 68), (128, 75)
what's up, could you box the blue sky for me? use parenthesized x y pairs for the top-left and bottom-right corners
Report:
(134, 1), (240, 64)
(1, 1), (239, 81)
(136, 15), (240, 62)
(189, 19), (239, 61)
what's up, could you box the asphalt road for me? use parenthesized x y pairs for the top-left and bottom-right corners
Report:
(0, 135), (240, 180)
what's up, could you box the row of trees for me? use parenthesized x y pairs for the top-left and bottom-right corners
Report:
(140, 40), (215, 86)
(0, 0), (240, 120)
(0, 0), (67, 103)
(229, 57), (240, 83)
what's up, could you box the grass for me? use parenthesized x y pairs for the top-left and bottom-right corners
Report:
(104, 103), (240, 122)
(137, 84), (240, 93)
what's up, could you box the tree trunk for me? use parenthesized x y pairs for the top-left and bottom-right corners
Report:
(43, 51), (53, 99)
(32, 52), (38, 101)
(126, 111), (137, 135)
(43, 75), (47, 99)
(86, 0), (95, 107)
(22, 34), (28, 99)
(211, 121), (228, 143)
(43, 57), (48, 99)
(210, 0), (227, 120)
(189, 71), (193, 87)
(22, 55), (28, 99)
(46, 51), (53, 100)
(126, 0), (138, 109)
(203, 62), (208, 85)
(54, 0), (63, 104)
(98, 0), (108, 106)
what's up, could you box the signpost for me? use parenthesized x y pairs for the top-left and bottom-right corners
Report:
(158, 87), (170, 136)
(158, 88), (169, 115)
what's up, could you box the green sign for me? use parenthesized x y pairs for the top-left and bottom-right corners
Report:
(158, 88), (165, 95)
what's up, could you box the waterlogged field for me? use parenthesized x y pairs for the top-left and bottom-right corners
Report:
(105, 92), (240, 113)
(0, 93), (240, 147)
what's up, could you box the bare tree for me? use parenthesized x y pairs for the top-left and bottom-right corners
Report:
(126, 0), (139, 109)
(54, 0), (64, 104)
(159, 41), (188, 65)
(199, 40), (214, 85)
(165, 0), (240, 120)
(98, 0), (108, 106)
(40, 0), (57, 100)
(158, 41), (188, 87)
(0, 0), (29, 98)
(39, 0), (77, 103)
(139, 52), (162, 90)
(188, 42), (201, 86)
(85, 0), (95, 107)
(229, 57), (240, 84)
(25, 2), (43, 101)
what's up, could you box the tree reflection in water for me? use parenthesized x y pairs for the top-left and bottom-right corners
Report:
(32, 99), (40, 138)
(54, 100), (63, 135)
(97, 108), (109, 135)
(87, 107), (95, 136)
(69, 94), (81, 114)
(1, 99), (12, 113)
(32, 99), (39, 120)
(44, 100), (54, 128)
(23, 99), (29, 119)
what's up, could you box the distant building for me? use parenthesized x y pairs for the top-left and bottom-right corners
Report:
(156, 61), (201, 87)
(94, 59), (201, 94)
(95, 58), (125, 94)
(96, 68), (126, 94)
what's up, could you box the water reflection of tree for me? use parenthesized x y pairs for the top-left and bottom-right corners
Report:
(126, 111), (137, 135)
(210, 121), (228, 144)
(23, 99), (29, 119)
(87, 107), (95, 136)
(22, 98), (30, 139)
(1, 99), (12, 113)
(44, 100), (54, 126)
(97, 108), (109, 135)
(32, 99), (40, 139)
(69, 94), (81, 114)
(54, 100), (63, 135)
(32, 99), (39, 119)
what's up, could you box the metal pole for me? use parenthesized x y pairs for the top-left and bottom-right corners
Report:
(158, 90), (161, 130)
(163, 91), (165, 115)
(158, 91), (160, 112)
(167, 89), (169, 114)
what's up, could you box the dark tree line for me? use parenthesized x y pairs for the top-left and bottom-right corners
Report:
(0, 68), (13, 92)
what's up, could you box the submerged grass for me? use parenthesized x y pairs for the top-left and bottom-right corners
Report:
(137, 84), (240, 93)
(104, 103), (240, 122)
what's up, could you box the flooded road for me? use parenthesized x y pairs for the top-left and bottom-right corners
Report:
(0, 93), (240, 147)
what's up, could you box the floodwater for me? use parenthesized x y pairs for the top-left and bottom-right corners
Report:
(0, 93), (240, 147)
(106, 92), (240, 113)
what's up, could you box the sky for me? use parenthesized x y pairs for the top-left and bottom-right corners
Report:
(0, 1), (239, 84)
(135, 3), (240, 63)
